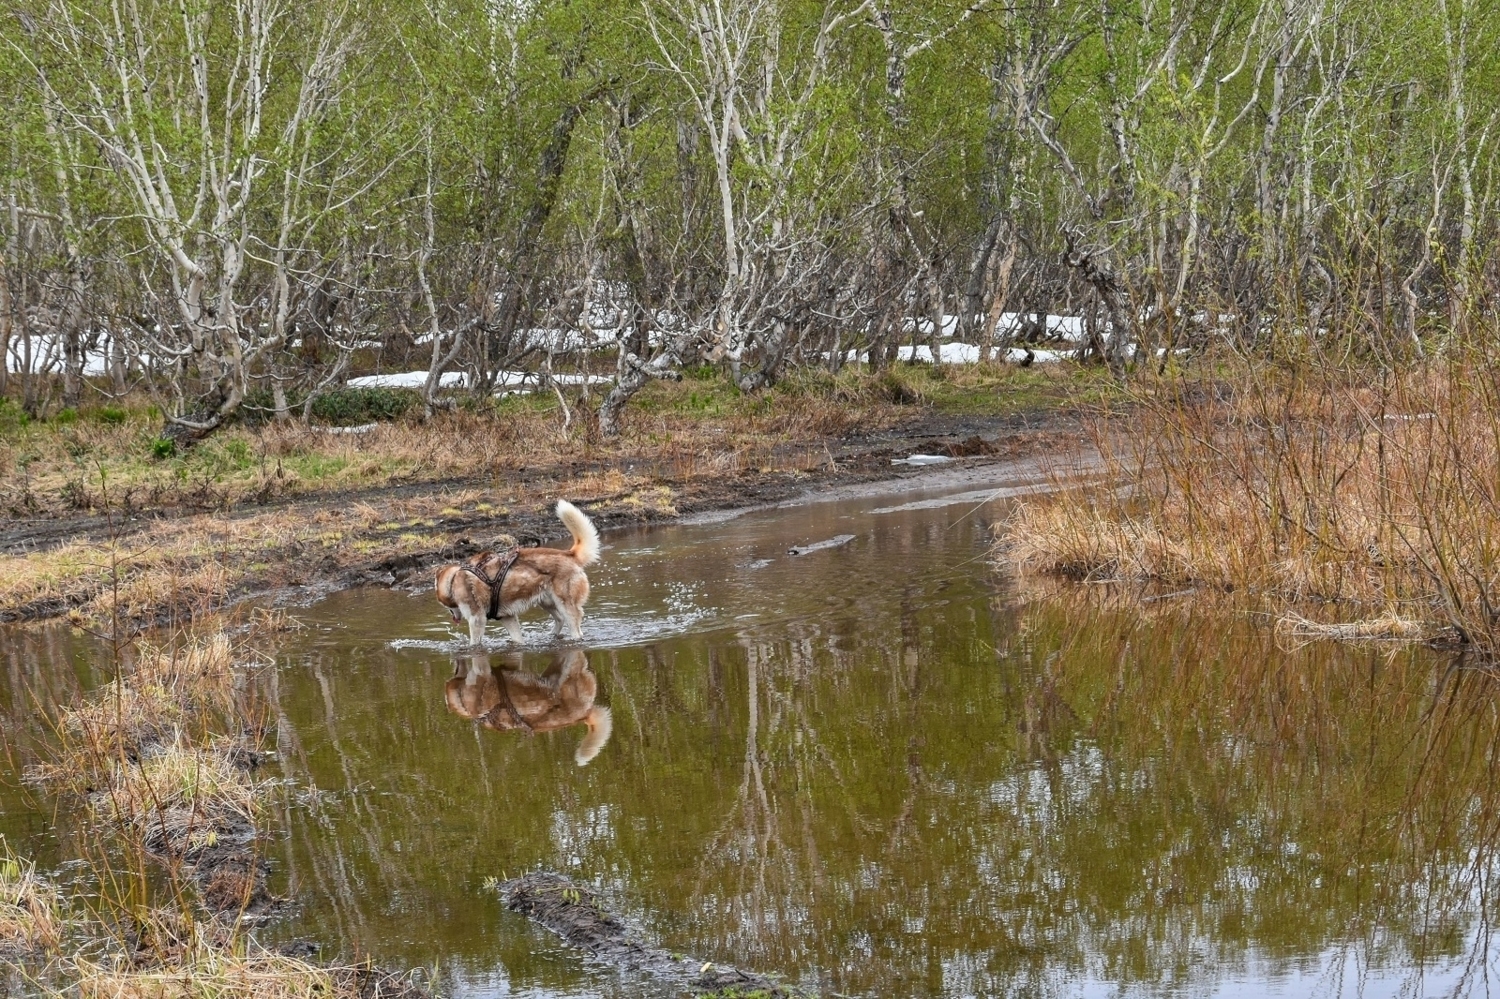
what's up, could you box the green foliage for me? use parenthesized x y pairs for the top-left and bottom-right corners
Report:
(93, 406), (128, 426)
(150, 438), (177, 460)
(219, 438), (253, 471)
(308, 387), (421, 425)
(0, 398), (31, 435)
(4, 0), (1500, 439)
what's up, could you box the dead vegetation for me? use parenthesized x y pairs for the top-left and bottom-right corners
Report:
(1000, 352), (1500, 653)
(0, 364), (1069, 520)
(0, 842), (66, 957)
(1, 865), (426, 999)
(1, 630), (429, 999)
(26, 635), (270, 913)
(0, 363), (1082, 632)
(0, 473), (673, 632)
(66, 946), (428, 999)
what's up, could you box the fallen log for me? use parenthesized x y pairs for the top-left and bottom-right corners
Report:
(788, 534), (856, 556)
(501, 871), (808, 997)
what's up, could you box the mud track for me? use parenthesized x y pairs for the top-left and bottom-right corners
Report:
(505, 871), (810, 997)
(1, 410), (1085, 629)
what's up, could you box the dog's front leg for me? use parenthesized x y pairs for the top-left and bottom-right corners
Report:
(502, 616), (523, 643)
(466, 612), (486, 647)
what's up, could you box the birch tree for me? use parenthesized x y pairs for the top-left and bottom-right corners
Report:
(23, 0), (366, 444)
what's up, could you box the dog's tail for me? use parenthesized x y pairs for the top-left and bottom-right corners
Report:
(556, 500), (600, 566)
(575, 706), (613, 766)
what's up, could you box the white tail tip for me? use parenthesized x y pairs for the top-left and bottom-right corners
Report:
(556, 499), (600, 566)
(575, 706), (613, 765)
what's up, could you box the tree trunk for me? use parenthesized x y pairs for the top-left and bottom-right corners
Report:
(480, 82), (604, 392)
(961, 215), (1003, 345)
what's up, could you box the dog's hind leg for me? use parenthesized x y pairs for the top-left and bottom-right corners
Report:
(559, 604), (584, 640)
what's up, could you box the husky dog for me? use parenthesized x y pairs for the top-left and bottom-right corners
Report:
(435, 500), (599, 645)
(445, 650), (613, 765)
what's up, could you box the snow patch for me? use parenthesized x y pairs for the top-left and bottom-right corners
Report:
(347, 370), (467, 390)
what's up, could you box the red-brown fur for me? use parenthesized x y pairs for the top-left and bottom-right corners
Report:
(444, 650), (612, 765)
(435, 500), (599, 644)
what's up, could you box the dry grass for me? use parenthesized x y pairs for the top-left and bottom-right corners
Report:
(1274, 610), (1430, 643)
(50, 636), (238, 765)
(0, 372), (889, 518)
(0, 852), (425, 998)
(91, 744), (259, 855)
(0, 474), (679, 631)
(0, 841), (66, 955)
(0, 362), (1086, 630)
(28, 634), (262, 864)
(0, 879), (425, 999)
(0, 363), (1080, 520)
(69, 949), (426, 999)
(1001, 352), (1500, 651)
(4, 628), (426, 999)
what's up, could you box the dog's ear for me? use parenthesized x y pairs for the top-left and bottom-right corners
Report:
(575, 706), (613, 766)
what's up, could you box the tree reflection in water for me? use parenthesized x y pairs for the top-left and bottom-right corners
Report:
(7, 587), (1500, 997)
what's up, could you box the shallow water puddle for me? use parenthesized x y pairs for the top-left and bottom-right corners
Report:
(4, 466), (1500, 998)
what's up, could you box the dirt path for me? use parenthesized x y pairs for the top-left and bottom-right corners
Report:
(0, 410), (1084, 630)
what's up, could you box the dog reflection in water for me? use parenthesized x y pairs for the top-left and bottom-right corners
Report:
(445, 649), (613, 765)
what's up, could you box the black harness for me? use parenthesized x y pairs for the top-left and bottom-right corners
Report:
(458, 536), (541, 620)
(483, 672), (535, 733)
(461, 550), (520, 620)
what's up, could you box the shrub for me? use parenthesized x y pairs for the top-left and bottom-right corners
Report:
(234, 388), (282, 427)
(0, 398), (33, 434)
(309, 386), (420, 425)
(95, 406), (128, 425)
(235, 386), (422, 426)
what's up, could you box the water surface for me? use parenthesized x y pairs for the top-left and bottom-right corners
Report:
(3, 466), (1498, 998)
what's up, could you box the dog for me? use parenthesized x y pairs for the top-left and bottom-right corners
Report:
(444, 650), (613, 765)
(435, 500), (600, 645)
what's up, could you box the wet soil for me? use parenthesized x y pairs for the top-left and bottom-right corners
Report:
(505, 872), (807, 997)
(0, 408), (1084, 627)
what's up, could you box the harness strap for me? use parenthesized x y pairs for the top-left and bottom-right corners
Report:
(485, 672), (535, 733)
(460, 548), (521, 620)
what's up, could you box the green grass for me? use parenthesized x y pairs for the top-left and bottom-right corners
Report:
(285, 454), (352, 479)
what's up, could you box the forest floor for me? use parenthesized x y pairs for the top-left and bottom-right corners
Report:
(0, 362), (1108, 632)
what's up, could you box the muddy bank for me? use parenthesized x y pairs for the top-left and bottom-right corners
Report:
(0, 410), (1085, 632)
(505, 872), (810, 997)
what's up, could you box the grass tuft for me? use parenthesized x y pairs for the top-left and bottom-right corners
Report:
(28, 634), (262, 866)
(1000, 351), (1500, 652)
(0, 840), (66, 956)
